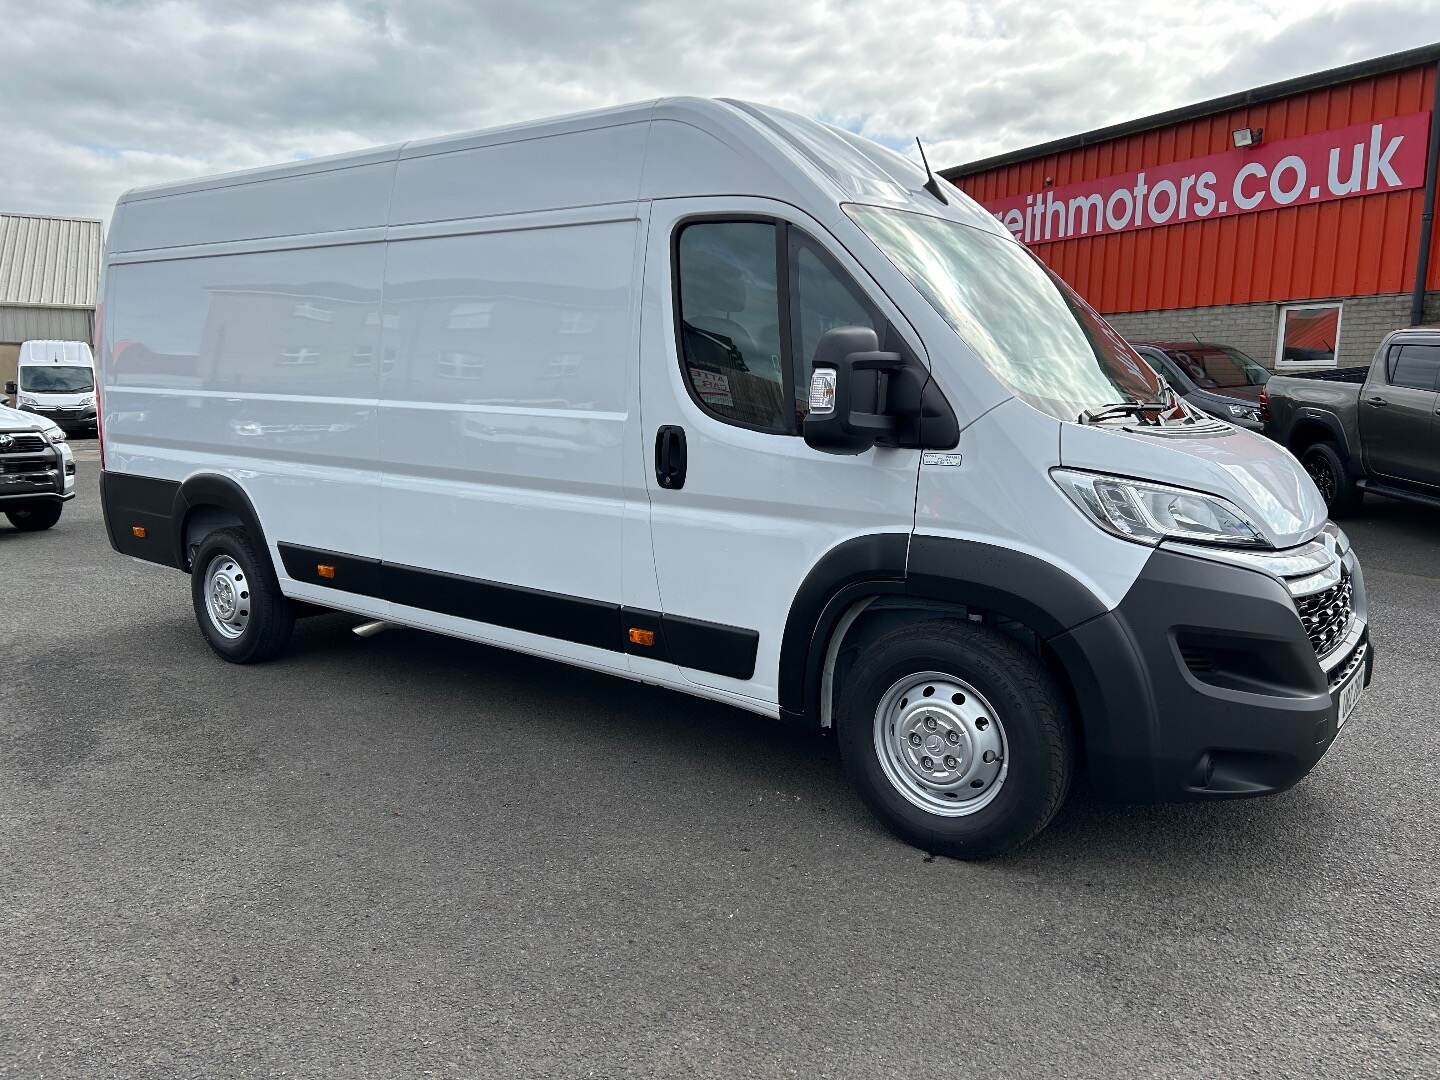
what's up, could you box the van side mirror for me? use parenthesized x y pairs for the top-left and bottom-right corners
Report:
(803, 327), (904, 455)
(3, 381), (14, 396)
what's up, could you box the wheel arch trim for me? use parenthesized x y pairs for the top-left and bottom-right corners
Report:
(173, 473), (269, 571)
(1286, 412), (1352, 460)
(779, 532), (1114, 725)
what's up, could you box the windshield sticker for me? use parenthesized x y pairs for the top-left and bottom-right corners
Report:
(690, 367), (734, 408)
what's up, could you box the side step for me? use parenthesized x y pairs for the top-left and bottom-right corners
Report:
(1355, 479), (1440, 510)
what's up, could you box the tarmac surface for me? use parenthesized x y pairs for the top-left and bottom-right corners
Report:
(2, 443), (1436, 1078)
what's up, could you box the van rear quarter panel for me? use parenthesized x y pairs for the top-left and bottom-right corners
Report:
(102, 242), (386, 560)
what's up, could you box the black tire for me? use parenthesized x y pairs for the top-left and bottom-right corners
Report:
(1300, 441), (1362, 516)
(5, 502), (64, 531)
(835, 618), (1075, 860)
(190, 526), (294, 663)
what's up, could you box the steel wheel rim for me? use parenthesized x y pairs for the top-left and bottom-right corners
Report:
(1304, 452), (1336, 504)
(873, 671), (1009, 817)
(203, 554), (251, 640)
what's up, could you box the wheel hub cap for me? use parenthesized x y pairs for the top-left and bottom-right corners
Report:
(874, 672), (1008, 817)
(203, 555), (251, 640)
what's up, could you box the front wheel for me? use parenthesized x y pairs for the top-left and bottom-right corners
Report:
(1300, 441), (1362, 516)
(5, 502), (64, 531)
(836, 619), (1075, 859)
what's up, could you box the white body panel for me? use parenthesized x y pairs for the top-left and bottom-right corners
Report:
(376, 210), (642, 608)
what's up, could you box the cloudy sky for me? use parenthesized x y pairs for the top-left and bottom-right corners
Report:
(2, 0), (1436, 226)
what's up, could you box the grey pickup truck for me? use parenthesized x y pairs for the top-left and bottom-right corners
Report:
(1264, 326), (1440, 515)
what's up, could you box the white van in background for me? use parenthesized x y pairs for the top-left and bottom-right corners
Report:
(96, 99), (1372, 858)
(8, 340), (98, 434)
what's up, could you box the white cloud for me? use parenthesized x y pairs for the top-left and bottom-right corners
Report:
(0, 0), (1434, 226)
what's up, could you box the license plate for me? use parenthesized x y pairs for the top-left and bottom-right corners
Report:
(1336, 665), (1364, 729)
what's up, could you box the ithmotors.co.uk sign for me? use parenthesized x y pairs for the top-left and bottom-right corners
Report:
(982, 112), (1432, 245)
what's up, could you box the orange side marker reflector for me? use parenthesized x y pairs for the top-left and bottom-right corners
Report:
(628, 627), (656, 647)
(130, 525), (147, 538)
(317, 564), (336, 579)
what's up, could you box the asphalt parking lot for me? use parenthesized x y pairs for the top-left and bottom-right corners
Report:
(2, 443), (1437, 1079)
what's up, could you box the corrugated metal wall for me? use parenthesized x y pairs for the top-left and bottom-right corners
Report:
(0, 305), (93, 344)
(0, 214), (103, 309)
(957, 63), (1440, 314)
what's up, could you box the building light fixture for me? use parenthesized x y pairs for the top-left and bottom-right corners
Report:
(1231, 126), (1263, 149)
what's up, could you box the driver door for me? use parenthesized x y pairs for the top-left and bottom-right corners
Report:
(634, 198), (924, 707)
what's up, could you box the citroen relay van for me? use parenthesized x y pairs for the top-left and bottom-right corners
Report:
(97, 99), (1373, 857)
(8, 340), (98, 433)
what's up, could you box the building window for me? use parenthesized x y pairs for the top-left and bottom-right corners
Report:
(558, 309), (597, 335)
(1276, 303), (1342, 368)
(448, 303), (493, 330)
(436, 351), (485, 380)
(292, 301), (333, 323)
(279, 347), (321, 366)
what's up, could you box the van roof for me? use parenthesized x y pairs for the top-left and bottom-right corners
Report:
(109, 98), (1004, 252)
(19, 340), (95, 365)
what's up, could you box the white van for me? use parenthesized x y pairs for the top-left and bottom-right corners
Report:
(97, 99), (1372, 857)
(8, 340), (98, 433)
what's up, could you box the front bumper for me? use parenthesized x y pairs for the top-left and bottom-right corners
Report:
(1050, 543), (1371, 802)
(23, 406), (97, 429)
(0, 439), (74, 510)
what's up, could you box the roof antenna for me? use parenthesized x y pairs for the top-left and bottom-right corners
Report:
(915, 138), (949, 205)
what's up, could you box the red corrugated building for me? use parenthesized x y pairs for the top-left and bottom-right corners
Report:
(943, 44), (1440, 370)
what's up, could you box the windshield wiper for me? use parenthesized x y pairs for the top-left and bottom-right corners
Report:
(1078, 400), (1169, 425)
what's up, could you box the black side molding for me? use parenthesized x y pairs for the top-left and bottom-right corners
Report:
(276, 542), (760, 679)
(660, 612), (758, 680)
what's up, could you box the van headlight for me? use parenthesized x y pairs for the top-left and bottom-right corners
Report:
(18, 394), (37, 408)
(1052, 469), (1269, 548)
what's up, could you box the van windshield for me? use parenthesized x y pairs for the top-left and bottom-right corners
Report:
(22, 366), (94, 393)
(846, 205), (1164, 422)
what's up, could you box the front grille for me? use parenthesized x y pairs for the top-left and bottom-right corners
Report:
(1296, 569), (1353, 658)
(1, 456), (54, 475)
(1179, 645), (1216, 675)
(1328, 640), (1367, 693)
(0, 432), (47, 453)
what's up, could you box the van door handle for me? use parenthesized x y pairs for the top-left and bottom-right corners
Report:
(654, 425), (687, 490)
(1366, 396), (1388, 407)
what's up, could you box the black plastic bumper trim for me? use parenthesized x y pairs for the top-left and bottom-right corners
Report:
(99, 471), (183, 569)
(1053, 546), (1361, 803)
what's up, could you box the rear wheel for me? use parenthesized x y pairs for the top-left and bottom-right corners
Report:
(1300, 441), (1362, 516)
(191, 527), (294, 663)
(5, 502), (63, 531)
(836, 618), (1074, 860)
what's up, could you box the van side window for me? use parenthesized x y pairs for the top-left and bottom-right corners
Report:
(1386, 344), (1440, 392)
(676, 222), (789, 433)
(788, 234), (883, 423)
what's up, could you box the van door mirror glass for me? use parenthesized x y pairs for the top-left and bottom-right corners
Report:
(802, 326), (903, 455)
(4, 381), (15, 396)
